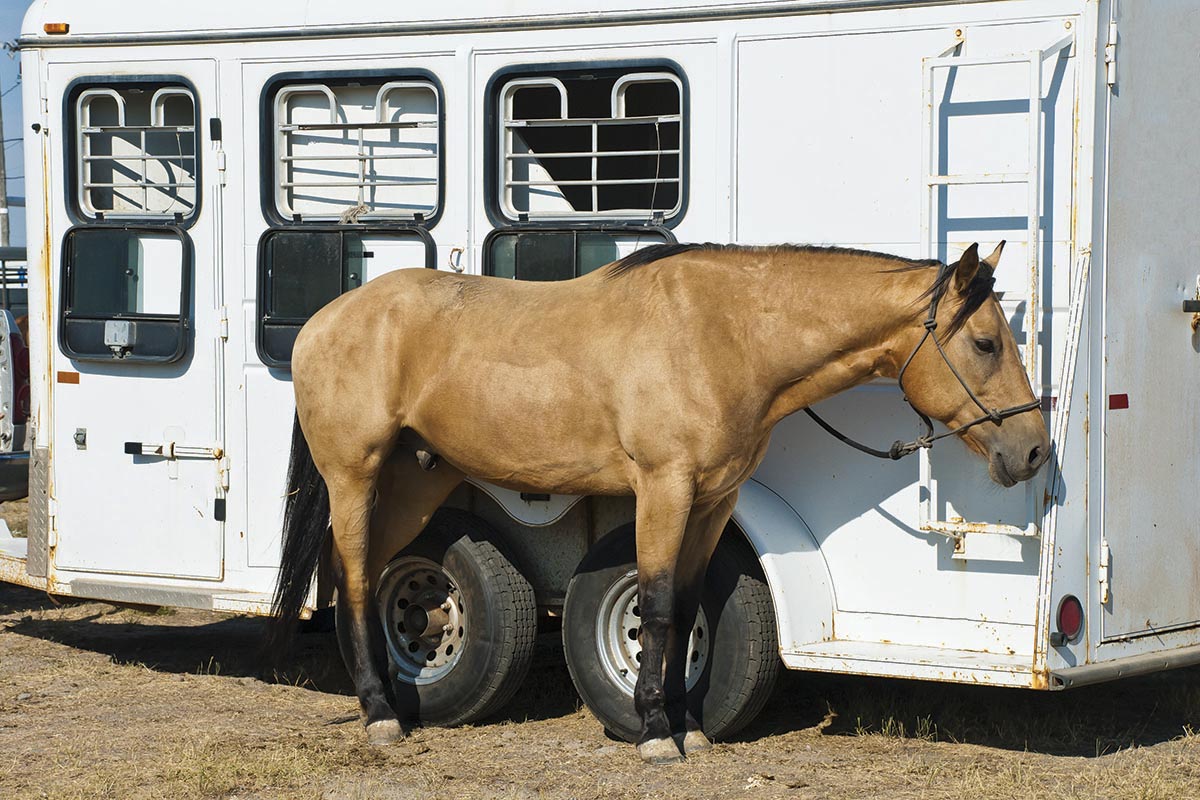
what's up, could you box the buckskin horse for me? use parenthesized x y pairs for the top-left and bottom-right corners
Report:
(268, 241), (1050, 764)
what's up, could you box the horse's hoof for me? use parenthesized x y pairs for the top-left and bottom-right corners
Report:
(637, 737), (684, 765)
(682, 729), (713, 755)
(365, 718), (404, 746)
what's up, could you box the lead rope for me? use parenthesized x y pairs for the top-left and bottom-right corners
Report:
(804, 263), (1041, 460)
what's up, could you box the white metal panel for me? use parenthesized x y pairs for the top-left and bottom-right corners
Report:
(739, 15), (1080, 655)
(1100, 0), (1200, 641)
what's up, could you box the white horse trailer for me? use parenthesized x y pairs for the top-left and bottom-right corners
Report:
(2, 0), (1198, 735)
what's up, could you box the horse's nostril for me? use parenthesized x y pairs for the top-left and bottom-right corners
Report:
(1028, 446), (1041, 466)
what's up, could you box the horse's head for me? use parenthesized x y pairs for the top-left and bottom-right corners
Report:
(897, 242), (1050, 487)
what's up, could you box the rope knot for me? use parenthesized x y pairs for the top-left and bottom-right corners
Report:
(923, 318), (939, 331)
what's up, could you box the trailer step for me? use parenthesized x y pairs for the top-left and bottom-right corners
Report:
(64, 578), (282, 617)
(782, 640), (1035, 687)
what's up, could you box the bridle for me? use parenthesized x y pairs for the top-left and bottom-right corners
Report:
(804, 261), (1042, 460)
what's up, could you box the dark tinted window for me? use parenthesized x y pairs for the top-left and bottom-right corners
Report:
(258, 228), (431, 366)
(60, 227), (191, 363)
(487, 230), (669, 281)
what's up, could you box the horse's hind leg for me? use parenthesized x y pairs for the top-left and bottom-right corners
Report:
(367, 444), (465, 589)
(325, 471), (402, 744)
(664, 490), (739, 756)
(632, 473), (695, 765)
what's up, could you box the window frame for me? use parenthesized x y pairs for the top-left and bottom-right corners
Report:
(484, 59), (689, 229)
(255, 225), (437, 368)
(58, 223), (193, 364)
(481, 224), (676, 280)
(259, 69), (446, 229)
(63, 75), (203, 228)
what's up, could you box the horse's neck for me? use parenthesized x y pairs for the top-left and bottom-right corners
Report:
(749, 254), (927, 427)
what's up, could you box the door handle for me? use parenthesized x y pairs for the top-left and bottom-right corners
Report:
(124, 441), (223, 459)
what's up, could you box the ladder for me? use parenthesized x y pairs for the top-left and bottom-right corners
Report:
(918, 31), (1074, 540)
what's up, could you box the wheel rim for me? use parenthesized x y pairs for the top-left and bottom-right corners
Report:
(594, 568), (710, 697)
(377, 556), (467, 684)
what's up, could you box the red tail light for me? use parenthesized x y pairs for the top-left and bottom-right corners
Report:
(9, 331), (29, 425)
(1056, 595), (1084, 642)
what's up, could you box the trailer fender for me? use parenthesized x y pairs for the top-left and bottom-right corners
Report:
(466, 479), (583, 527)
(731, 478), (835, 649)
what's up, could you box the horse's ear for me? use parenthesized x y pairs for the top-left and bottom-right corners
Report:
(981, 240), (1005, 275)
(953, 243), (981, 293)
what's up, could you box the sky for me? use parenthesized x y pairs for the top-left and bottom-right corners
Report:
(0, 1), (27, 247)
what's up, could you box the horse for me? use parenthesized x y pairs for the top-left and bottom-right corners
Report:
(268, 240), (1050, 764)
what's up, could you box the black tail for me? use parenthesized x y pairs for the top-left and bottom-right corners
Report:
(265, 414), (330, 658)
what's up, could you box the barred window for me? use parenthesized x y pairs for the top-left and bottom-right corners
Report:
(498, 69), (683, 221)
(273, 79), (440, 223)
(74, 84), (197, 220)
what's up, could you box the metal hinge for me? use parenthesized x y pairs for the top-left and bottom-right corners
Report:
(215, 150), (227, 186)
(217, 306), (228, 341)
(47, 497), (58, 547)
(1098, 536), (1111, 604)
(1105, 21), (1118, 88)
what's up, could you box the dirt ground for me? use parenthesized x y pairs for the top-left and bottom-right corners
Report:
(2, 513), (1200, 799)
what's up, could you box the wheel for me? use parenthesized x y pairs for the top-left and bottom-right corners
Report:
(374, 509), (537, 727)
(562, 524), (780, 742)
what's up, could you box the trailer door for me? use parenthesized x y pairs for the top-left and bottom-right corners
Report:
(1101, 2), (1200, 640)
(49, 61), (226, 580)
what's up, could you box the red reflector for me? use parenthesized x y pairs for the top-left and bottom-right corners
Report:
(1109, 393), (1129, 410)
(1056, 595), (1084, 641)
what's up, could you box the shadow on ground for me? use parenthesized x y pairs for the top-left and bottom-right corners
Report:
(5, 582), (1199, 757)
(0, 582), (580, 725)
(738, 662), (1200, 758)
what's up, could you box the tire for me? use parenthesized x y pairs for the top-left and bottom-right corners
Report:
(373, 509), (537, 727)
(562, 524), (780, 742)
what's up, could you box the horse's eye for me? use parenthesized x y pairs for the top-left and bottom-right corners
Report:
(974, 338), (996, 355)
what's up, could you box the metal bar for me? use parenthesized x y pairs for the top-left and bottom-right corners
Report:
(140, 129), (149, 212)
(918, 47), (937, 538)
(279, 153), (436, 162)
(280, 179), (438, 188)
(1051, 642), (1200, 689)
(82, 126), (196, 133)
(926, 172), (1030, 186)
(591, 122), (599, 213)
(507, 178), (681, 187)
(921, 519), (1040, 537)
(506, 115), (681, 128)
(83, 182), (197, 189)
(507, 149), (681, 159)
(356, 126), (367, 207)
(926, 53), (1039, 70)
(1021, 51), (1045, 530)
(83, 155), (197, 162)
(283, 121), (437, 132)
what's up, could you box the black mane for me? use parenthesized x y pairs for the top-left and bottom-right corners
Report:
(605, 242), (993, 338)
(605, 242), (938, 278)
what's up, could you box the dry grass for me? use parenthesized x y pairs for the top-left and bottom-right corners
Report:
(2, 582), (1200, 799)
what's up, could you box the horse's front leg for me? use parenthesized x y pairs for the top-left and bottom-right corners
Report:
(664, 489), (740, 756)
(632, 472), (695, 764)
(327, 472), (403, 745)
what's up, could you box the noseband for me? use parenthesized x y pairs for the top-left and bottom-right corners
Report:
(804, 262), (1042, 460)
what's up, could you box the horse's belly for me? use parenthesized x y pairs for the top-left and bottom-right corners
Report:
(410, 370), (633, 495)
